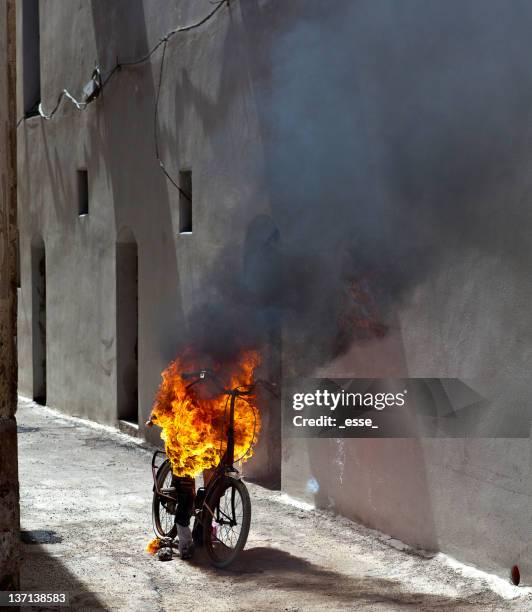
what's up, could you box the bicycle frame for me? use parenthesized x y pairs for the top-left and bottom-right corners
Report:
(151, 370), (276, 538)
(151, 387), (243, 511)
(220, 389), (238, 470)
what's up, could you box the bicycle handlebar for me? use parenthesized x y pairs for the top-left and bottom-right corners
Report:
(181, 370), (210, 380)
(181, 369), (227, 393)
(180, 369), (278, 397)
(146, 372), (278, 429)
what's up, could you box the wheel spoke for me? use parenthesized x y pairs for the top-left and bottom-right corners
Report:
(154, 464), (178, 538)
(204, 480), (250, 567)
(213, 486), (243, 549)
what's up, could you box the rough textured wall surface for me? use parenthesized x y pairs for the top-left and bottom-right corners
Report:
(16, 0), (532, 579)
(17, 0), (281, 484)
(0, 0), (19, 591)
(278, 1), (532, 580)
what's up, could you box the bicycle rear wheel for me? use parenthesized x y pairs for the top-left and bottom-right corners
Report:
(152, 460), (177, 539)
(203, 476), (251, 568)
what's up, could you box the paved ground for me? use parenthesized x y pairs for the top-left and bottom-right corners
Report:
(17, 397), (532, 611)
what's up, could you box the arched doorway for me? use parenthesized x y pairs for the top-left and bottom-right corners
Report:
(31, 236), (46, 405)
(116, 228), (138, 427)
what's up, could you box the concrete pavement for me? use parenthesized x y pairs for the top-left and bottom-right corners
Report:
(17, 397), (532, 611)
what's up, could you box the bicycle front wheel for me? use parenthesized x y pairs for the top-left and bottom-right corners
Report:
(203, 476), (251, 568)
(152, 460), (177, 540)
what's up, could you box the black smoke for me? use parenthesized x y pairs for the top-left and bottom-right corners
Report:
(178, 0), (532, 371)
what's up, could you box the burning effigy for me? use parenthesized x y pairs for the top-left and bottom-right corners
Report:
(147, 350), (261, 478)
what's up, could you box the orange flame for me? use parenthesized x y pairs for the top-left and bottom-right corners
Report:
(149, 350), (261, 478)
(146, 537), (161, 554)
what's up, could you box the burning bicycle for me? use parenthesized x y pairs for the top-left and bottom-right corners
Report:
(148, 361), (276, 568)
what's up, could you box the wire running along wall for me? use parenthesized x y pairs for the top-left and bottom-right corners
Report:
(17, 0), (232, 199)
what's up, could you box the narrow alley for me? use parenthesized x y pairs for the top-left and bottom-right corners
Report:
(17, 398), (531, 611)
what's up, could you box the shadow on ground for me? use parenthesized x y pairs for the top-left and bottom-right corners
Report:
(191, 546), (485, 610)
(21, 530), (63, 545)
(20, 542), (107, 611)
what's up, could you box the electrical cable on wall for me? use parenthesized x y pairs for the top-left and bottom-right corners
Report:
(16, 0), (231, 198)
(153, 38), (185, 198)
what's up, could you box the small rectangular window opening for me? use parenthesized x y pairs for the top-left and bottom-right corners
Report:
(77, 169), (89, 216)
(23, 0), (41, 117)
(179, 170), (192, 233)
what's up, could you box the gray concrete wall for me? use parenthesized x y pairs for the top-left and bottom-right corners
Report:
(16, 0), (532, 580)
(278, 1), (532, 581)
(17, 0), (279, 477)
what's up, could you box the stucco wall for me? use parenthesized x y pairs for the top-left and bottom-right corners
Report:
(16, 0), (532, 580)
(277, 1), (532, 580)
(17, 0), (280, 482)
